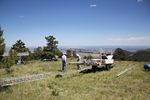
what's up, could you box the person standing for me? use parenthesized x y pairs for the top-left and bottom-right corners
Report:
(76, 54), (81, 70)
(62, 53), (67, 71)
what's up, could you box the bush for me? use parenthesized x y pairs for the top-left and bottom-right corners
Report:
(66, 49), (72, 58)
(84, 55), (93, 60)
(54, 49), (63, 58)
(129, 49), (150, 61)
(1, 50), (18, 69)
(113, 48), (127, 60)
(51, 89), (59, 96)
(2, 56), (14, 69)
(73, 50), (77, 58)
(41, 52), (55, 60)
(32, 47), (43, 60)
(83, 56), (87, 59)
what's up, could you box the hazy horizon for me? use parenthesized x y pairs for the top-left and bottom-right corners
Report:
(5, 45), (150, 53)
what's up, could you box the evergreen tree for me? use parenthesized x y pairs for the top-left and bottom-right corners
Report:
(11, 40), (30, 62)
(9, 49), (18, 64)
(33, 46), (43, 60)
(113, 48), (127, 60)
(73, 50), (77, 58)
(2, 50), (18, 69)
(87, 55), (93, 59)
(66, 49), (72, 58)
(11, 40), (29, 53)
(44, 35), (58, 52)
(0, 27), (5, 60)
(42, 35), (61, 59)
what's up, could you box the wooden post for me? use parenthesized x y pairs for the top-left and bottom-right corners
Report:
(116, 68), (132, 77)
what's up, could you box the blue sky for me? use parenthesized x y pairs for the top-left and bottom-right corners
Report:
(0, 0), (150, 47)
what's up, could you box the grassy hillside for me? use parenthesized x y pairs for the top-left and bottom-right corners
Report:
(0, 59), (150, 100)
(129, 49), (150, 61)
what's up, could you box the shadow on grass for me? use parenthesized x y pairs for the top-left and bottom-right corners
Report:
(57, 70), (62, 72)
(79, 67), (111, 74)
(0, 85), (12, 93)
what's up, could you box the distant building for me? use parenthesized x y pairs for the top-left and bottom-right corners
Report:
(3, 52), (29, 64)
(3, 52), (29, 57)
(17, 52), (29, 56)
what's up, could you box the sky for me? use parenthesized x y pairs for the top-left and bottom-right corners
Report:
(0, 0), (150, 47)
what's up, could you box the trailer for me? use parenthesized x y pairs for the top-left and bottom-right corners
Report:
(69, 55), (114, 70)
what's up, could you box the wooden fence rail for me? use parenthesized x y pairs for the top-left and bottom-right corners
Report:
(0, 73), (51, 87)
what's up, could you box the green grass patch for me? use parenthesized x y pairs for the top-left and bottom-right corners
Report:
(0, 59), (150, 100)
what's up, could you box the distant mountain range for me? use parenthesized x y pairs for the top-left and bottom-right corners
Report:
(5, 46), (150, 61)
(59, 45), (150, 53)
(5, 46), (150, 53)
(126, 49), (150, 61)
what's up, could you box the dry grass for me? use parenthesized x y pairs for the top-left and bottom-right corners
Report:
(0, 59), (150, 100)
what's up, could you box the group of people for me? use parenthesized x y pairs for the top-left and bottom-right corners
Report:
(61, 53), (81, 72)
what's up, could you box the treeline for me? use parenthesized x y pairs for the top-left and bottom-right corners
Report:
(0, 27), (79, 69)
(113, 48), (150, 61)
(0, 27), (64, 69)
(1, 26), (150, 69)
(31, 35), (62, 60)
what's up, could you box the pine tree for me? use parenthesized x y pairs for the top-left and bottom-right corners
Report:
(42, 35), (62, 59)
(9, 49), (18, 64)
(0, 27), (5, 61)
(73, 50), (77, 58)
(11, 40), (29, 53)
(44, 35), (58, 52)
(66, 49), (72, 58)
(113, 48), (127, 60)
(33, 46), (43, 60)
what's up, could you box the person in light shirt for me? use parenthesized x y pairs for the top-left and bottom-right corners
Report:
(62, 53), (67, 71)
(76, 54), (81, 70)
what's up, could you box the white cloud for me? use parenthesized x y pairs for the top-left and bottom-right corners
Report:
(137, 0), (143, 3)
(108, 36), (150, 45)
(90, 4), (97, 8)
(127, 37), (146, 41)
(109, 37), (146, 41)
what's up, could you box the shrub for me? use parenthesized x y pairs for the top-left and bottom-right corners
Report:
(51, 89), (59, 96)
(2, 56), (13, 69)
(130, 49), (150, 61)
(66, 49), (72, 58)
(113, 48), (127, 60)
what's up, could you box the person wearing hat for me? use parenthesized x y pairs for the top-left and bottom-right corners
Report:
(62, 53), (67, 71)
(76, 54), (81, 70)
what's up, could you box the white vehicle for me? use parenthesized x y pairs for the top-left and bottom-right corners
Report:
(69, 55), (114, 70)
(90, 55), (114, 70)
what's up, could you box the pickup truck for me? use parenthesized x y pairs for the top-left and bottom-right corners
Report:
(87, 55), (114, 70)
(69, 55), (114, 70)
